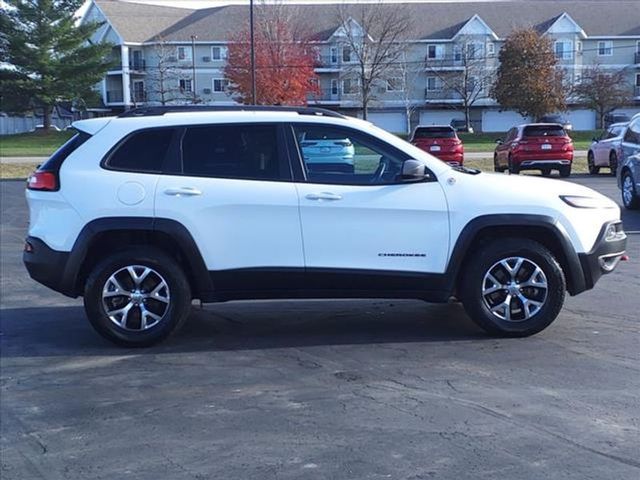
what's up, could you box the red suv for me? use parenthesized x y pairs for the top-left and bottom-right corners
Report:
(494, 124), (573, 177)
(410, 125), (464, 166)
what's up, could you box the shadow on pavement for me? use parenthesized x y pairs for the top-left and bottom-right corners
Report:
(0, 300), (486, 358)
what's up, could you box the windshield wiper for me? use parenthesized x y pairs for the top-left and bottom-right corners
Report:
(452, 166), (481, 175)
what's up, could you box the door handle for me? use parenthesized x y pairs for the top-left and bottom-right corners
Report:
(163, 187), (202, 197)
(305, 192), (342, 201)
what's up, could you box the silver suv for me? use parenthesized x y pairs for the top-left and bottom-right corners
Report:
(618, 114), (640, 209)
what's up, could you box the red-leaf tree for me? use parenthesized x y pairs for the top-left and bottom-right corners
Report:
(224, 6), (319, 105)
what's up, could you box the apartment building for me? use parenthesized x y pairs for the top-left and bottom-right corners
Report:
(85, 0), (640, 132)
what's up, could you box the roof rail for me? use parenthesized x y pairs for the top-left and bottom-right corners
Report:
(118, 105), (346, 119)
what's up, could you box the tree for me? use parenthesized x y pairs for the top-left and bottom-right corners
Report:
(491, 28), (565, 120)
(573, 64), (632, 129)
(392, 50), (421, 136)
(2, 0), (113, 128)
(426, 37), (493, 131)
(224, 2), (319, 105)
(147, 37), (187, 106)
(335, 1), (413, 120)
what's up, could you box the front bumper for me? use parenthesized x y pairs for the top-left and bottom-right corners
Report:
(23, 236), (75, 297)
(577, 221), (627, 290)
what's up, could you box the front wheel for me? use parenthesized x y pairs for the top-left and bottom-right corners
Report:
(587, 152), (599, 175)
(621, 171), (639, 210)
(459, 238), (566, 337)
(83, 247), (192, 347)
(508, 155), (519, 175)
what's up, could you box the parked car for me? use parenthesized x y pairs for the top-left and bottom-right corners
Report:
(494, 123), (574, 177)
(617, 114), (640, 209)
(604, 113), (631, 129)
(587, 122), (627, 176)
(24, 106), (626, 346)
(32, 124), (62, 132)
(539, 114), (572, 131)
(410, 125), (464, 166)
(297, 130), (355, 173)
(450, 119), (474, 133)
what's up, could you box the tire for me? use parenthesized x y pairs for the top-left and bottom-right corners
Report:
(459, 238), (566, 337)
(609, 151), (618, 177)
(541, 168), (551, 177)
(83, 247), (192, 347)
(559, 165), (571, 178)
(508, 155), (519, 175)
(587, 152), (599, 175)
(621, 171), (640, 210)
(493, 154), (503, 173)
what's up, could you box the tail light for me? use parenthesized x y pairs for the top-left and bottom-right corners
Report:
(27, 171), (58, 191)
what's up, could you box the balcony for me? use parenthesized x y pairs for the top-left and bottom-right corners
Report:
(132, 91), (147, 103)
(635, 52), (640, 65)
(425, 57), (464, 70)
(425, 88), (463, 101)
(130, 59), (147, 73)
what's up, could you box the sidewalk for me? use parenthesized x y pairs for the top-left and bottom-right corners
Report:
(1, 157), (47, 164)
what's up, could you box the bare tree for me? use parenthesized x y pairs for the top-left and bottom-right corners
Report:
(426, 37), (493, 131)
(394, 50), (421, 136)
(335, 1), (413, 120)
(147, 37), (184, 105)
(573, 64), (632, 129)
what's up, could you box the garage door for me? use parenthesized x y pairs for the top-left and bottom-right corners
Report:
(566, 109), (595, 131)
(482, 110), (530, 133)
(367, 112), (407, 134)
(419, 110), (464, 126)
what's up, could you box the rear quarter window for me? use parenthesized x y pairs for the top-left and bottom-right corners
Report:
(105, 128), (177, 173)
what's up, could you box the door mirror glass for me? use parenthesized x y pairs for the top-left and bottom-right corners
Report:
(401, 159), (428, 181)
(495, 139), (503, 145)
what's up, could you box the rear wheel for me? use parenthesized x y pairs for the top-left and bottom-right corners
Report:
(508, 155), (519, 175)
(493, 154), (503, 172)
(621, 171), (639, 210)
(559, 165), (571, 178)
(83, 247), (192, 347)
(587, 152), (599, 175)
(541, 168), (551, 177)
(459, 238), (566, 337)
(609, 151), (618, 177)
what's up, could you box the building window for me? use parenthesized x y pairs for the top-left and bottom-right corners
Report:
(342, 78), (358, 94)
(636, 73), (640, 87)
(426, 76), (441, 91)
(597, 41), (613, 56)
(427, 44), (444, 60)
(342, 46), (352, 63)
(576, 41), (582, 53)
(330, 47), (338, 63)
(213, 78), (229, 92)
(331, 79), (339, 95)
(177, 46), (192, 61)
(179, 79), (193, 92)
(637, 41), (640, 53)
(467, 42), (484, 60)
(211, 46), (227, 60)
(487, 42), (495, 56)
(554, 40), (573, 60)
(386, 77), (403, 92)
(453, 45), (462, 63)
(132, 81), (145, 102)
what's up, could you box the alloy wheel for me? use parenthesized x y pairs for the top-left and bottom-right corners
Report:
(482, 257), (548, 322)
(101, 265), (171, 331)
(622, 175), (634, 206)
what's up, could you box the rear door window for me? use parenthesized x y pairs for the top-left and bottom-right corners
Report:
(106, 128), (177, 173)
(180, 124), (288, 181)
(623, 120), (640, 145)
(523, 126), (566, 137)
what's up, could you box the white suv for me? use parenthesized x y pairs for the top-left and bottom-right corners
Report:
(24, 106), (627, 347)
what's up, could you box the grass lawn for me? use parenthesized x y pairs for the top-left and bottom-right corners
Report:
(0, 131), (75, 157)
(0, 163), (39, 179)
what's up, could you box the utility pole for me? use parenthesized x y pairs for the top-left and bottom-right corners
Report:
(191, 34), (197, 104)
(250, 0), (257, 104)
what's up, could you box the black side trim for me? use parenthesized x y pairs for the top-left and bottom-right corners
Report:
(209, 267), (450, 303)
(23, 237), (72, 296)
(443, 214), (587, 296)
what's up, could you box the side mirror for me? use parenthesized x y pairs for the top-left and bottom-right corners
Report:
(592, 137), (598, 142)
(401, 159), (428, 181)
(495, 139), (503, 145)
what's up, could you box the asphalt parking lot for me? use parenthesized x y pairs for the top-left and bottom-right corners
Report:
(1, 175), (639, 480)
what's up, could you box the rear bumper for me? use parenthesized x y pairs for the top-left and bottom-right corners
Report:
(23, 236), (76, 297)
(577, 221), (627, 291)
(514, 152), (573, 168)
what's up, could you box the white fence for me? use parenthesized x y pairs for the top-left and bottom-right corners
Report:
(0, 115), (73, 136)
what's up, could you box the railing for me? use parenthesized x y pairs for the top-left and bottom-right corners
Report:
(425, 57), (463, 69)
(425, 88), (463, 100)
(635, 86), (640, 98)
(132, 91), (147, 103)
(131, 59), (146, 72)
(106, 91), (124, 103)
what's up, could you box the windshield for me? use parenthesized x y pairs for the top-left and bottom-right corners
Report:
(523, 126), (566, 137)
(413, 127), (456, 139)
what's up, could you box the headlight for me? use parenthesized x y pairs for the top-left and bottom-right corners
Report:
(559, 195), (615, 209)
